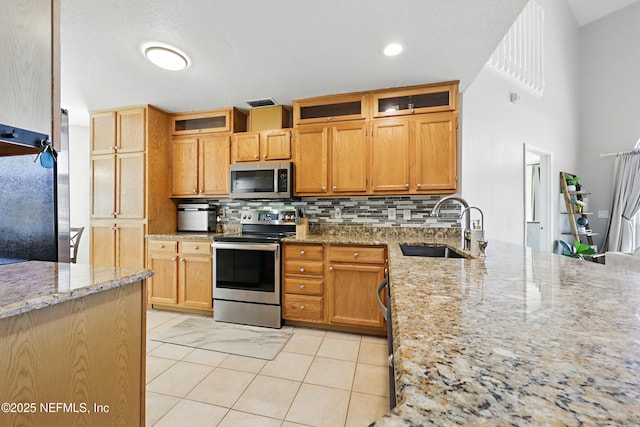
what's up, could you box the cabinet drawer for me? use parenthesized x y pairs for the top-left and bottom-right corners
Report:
(179, 240), (212, 255)
(148, 240), (177, 253)
(329, 246), (386, 264)
(284, 260), (324, 277)
(283, 294), (323, 321)
(284, 278), (323, 296)
(284, 244), (323, 260)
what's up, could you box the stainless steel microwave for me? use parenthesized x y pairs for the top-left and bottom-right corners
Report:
(229, 161), (293, 199)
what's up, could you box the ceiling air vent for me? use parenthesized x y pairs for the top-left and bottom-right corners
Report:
(245, 98), (277, 108)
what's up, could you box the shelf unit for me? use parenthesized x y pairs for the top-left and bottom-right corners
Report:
(560, 172), (598, 246)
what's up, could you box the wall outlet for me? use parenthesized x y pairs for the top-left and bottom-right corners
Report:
(334, 206), (342, 219)
(403, 209), (411, 220)
(598, 210), (609, 219)
(388, 208), (396, 220)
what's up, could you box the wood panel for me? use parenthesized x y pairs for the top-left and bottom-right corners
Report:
(371, 119), (411, 192)
(91, 112), (117, 154)
(90, 222), (116, 267)
(91, 154), (116, 218)
(331, 123), (368, 193)
(294, 126), (328, 194)
(328, 263), (385, 328)
(232, 133), (260, 162)
(148, 254), (178, 305)
(117, 107), (146, 153)
(413, 112), (458, 192)
(329, 245), (386, 264)
(200, 134), (230, 196)
(171, 137), (199, 196)
(180, 256), (212, 309)
(284, 260), (324, 277)
(0, 283), (146, 427)
(116, 152), (145, 219)
(0, 0), (53, 135)
(284, 278), (324, 296)
(284, 244), (324, 260)
(283, 294), (323, 322)
(116, 222), (146, 270)
(262, 130), (292, 160)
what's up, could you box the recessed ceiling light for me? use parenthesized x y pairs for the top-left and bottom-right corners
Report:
(142, 43), (189, 71)
(383, 43), (405, 57)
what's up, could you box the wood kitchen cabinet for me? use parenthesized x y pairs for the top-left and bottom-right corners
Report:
(171, 107), (246, 135)
(89, 105), (176, 269)
(172, 134), (230, 197)
(90, 221), (146, 270)
(293, 93), (368, 126)
(294, 122), (368, 196)
(231, 129), (292, 163)
(147, 238), (213, 313)
(371, 112), (458, 194)
(327, 245), (387, 330)
(283, 243), (325, 322)
(370, 82), (458, 118)
(282, 242), (387, 333)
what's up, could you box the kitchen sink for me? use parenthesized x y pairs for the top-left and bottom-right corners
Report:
(399, 244), (466, 259)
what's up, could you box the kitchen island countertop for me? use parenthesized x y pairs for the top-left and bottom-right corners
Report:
(0, 261), (152, 320)
(288, 232), (640, 425)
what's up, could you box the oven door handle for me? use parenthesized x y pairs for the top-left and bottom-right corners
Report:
(212, 242), (280, 252)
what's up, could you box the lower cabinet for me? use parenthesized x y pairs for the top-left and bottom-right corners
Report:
(90, 220), (146, 270)
(282, 242), (387, 333)
(147, 238), (213, 313)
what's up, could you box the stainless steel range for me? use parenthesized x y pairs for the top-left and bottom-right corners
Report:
(212, 209), (297, 328)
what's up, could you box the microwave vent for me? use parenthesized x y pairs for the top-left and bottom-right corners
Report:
(245, 98), (278, 108)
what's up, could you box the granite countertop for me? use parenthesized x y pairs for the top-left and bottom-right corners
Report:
(146, 232), (223, 240)
(0, 261), (152, 320)
(288, 228), (640, 425)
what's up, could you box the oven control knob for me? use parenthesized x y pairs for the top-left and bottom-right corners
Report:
(248, 214), (252, 219)
(242, 215), (246, 219)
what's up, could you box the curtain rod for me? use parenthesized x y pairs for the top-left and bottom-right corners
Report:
(600, 149), (640, 158)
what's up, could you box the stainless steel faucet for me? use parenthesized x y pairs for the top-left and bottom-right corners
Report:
(430, 194), (471, 250)
(461, 206), (488, 257)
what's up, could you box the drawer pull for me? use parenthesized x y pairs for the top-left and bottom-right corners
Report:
(329, 266), (334, 271)
(300, 268), (305, 273)
(299, 285), (305, 289)
(159, 244), (164, 248)
(194, 246), (199, 250)
(300, 250), (305, 255)
(300, 305), (305, 310)
(354, 252), (359, 258)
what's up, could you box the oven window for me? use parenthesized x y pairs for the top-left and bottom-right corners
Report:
(231, 170), (275, 193)
(216, 248), (276, 292)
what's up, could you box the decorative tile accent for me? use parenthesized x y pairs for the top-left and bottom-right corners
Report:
(190, 195), (463, 228)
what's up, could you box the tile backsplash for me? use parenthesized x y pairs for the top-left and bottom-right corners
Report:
(188, 195), (464, 228)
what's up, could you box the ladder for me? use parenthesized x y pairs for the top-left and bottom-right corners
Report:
(559, 172), (598, 246)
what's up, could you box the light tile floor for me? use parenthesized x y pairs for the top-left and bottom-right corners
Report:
(146, 310), (390, 427)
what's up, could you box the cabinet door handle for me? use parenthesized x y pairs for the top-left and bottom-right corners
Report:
(171, 257), (177, 262)
(180, 258), (185, 263)
(300, 250), (305, 255)
(405, 183), (409, 188)
(300, 305), (305, 310)
(299, 268), (305, 273)
(329, 266), (334, 271)
(417, 183), (422, 188)
(322, 186), (327, 192)
(299, 285), (305, 289)
(332, 186), (337, 191)
(327, 117), (332, 121)
(199, 189), (204, 193)
(263, 154), (267, 158)
(192, 189), (197, 193)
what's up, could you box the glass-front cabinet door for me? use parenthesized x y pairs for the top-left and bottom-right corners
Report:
(371, 82), (458, 118)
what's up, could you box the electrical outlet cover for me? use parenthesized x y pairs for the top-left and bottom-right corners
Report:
(598, 210), (609, 219)
(388, 208), (396, 220)
(403, 209), (411, 220)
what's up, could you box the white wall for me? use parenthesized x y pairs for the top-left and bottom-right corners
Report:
(578, 2), (640, 251)
(69, 125), (91, 264)
(460, 0), (581, 249)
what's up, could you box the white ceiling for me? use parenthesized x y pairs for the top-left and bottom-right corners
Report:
(60, 0), (637, 127)
(567, 0), (639, 26)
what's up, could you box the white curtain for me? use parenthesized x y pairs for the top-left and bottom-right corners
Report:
(604, 151), (640, 252)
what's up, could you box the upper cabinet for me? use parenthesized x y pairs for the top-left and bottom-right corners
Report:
(172, 134), (230, 197)
(91, 107), (146, 155)
(231, 129), (292, 163)
(293, 94), (368, 126)
(371, 82), (458, 118)
(171, 107), (246, 135)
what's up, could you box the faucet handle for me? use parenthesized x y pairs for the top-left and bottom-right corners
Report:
(478, 239), (488, 257)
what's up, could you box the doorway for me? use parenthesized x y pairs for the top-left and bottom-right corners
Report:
(524, 145), (551, 251)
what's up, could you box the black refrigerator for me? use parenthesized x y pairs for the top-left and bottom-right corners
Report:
(0, 110), (70, 264)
